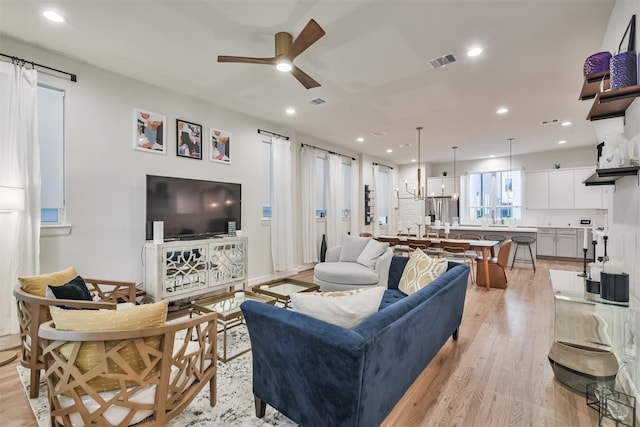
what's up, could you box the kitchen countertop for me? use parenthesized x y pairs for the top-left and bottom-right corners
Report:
(429, 225), (538, 233)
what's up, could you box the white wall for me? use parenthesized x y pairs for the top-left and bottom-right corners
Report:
(1, 35), (294, 286)
(1, 33), (376, 295)
(595, 0), (640, 409)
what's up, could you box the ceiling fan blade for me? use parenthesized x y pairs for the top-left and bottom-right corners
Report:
(217, 55), (276, 65)
(291, 66), (321, 89)
(286, 19), (326, 60)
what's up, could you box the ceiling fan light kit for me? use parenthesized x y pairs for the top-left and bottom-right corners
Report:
(217, 19), (325, 89)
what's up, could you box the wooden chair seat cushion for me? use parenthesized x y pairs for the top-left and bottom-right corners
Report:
(49, 300), (169, 393)
(39, 312), (217, 427)
(54, 338), (213, 426)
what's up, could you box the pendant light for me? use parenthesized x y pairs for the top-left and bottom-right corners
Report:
(451, 146), (459, 201)
(404, 126), (428, 200)
(507, 138), (514, 199)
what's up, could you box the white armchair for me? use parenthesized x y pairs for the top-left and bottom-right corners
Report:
(314, 235), (393, 291)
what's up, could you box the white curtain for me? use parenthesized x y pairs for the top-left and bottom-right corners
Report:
(300, 145), (317, 263)
(326, 153), (343, 248)
(270, 137), (295, 271)
(372, 164), (380, 236)
(349, 158), (359, 236)
(387, 170), (398, 235)
(0, 63), (40, 341)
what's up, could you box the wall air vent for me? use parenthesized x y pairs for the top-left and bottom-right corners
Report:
(309, 97), (326, 105)
(429, 53), (457, 69)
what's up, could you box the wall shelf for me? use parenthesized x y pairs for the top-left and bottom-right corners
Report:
(586, 84), (640, 121)
(579, 70), (610, 100)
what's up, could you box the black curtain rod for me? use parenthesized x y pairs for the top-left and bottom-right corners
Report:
(301, 143), (356, 161)
(373, 162), (394, 170)
(0, 53), (77, 82)
(258, 128), (289, 140)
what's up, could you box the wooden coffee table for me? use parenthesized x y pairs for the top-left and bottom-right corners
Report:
(251, 278), (319, 308)
(191, 290), (275, 362)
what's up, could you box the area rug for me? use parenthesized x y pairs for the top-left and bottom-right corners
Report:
(18, 325), (296, 426)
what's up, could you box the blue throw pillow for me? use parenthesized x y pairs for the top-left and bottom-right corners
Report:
(48, 276), (93, 309)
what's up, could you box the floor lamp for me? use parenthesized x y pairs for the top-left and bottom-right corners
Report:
(0, 186), (25, 367)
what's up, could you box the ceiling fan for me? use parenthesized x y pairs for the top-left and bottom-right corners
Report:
(217, 19), (326, 89)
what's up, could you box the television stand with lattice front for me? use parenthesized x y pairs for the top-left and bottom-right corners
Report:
(144, 236), (248, 302)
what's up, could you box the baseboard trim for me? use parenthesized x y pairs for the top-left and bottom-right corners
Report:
(247, 263), (315, 287)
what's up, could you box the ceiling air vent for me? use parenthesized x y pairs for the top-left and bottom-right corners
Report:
(429, 53), (457, 69)
(309, 97), (326, 105)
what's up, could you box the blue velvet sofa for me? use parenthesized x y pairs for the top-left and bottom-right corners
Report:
(241, 256), (470, 427)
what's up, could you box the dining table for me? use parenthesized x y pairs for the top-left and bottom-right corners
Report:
(379, 236), (500, 290)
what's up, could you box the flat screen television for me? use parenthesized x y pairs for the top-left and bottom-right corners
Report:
(146, 175), (241, 240)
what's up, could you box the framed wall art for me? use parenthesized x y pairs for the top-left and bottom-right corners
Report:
(176, 119), (203, 160)
(134, 108), (166, 154)
(210, 127), (231, 164)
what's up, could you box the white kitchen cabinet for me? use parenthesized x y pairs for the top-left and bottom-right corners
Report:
(536, 228), (556, 256)
(556, 229), (578, 258)
(536, 228), (578, 258)
(548, 170), (575, 209)
(525, 172), (549, 209)
(573, 168), (605, 209)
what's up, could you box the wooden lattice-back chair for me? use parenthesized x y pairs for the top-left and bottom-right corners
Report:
(38, 311), (217, 426)
(14, 277), (137, 398)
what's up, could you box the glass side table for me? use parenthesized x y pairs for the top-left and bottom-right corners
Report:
(548, 270), (623, 394)
(251, 278), (319, 309)
(191, 291), (275, 362)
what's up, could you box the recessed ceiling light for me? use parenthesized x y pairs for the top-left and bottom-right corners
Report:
(285, 108), (295, 115)
(561, 121), (572, 126)
(386, 149), (393, 153)
(489, 155), (496, 158)
(467, 47), (483, 57)
(496, 107), (509, 115)
(411, 159), (416, 162)
(43, 10), (65, 23)
(356, 137), (364, 142)
(558, 140), (567, 144)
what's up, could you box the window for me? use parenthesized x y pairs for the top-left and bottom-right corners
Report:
(466, 170), (522, 223)
(315, 156), (327, 217)
(376, 168), (392, 225)
(262, 140), (272, 218)
(341, 162), (351, 217)
(38, 85), (65, 224)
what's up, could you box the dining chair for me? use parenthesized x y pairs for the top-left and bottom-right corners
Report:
(441, 241), (476, 284)
(407, 238), (430, 252)
(477, 239), (512, 288)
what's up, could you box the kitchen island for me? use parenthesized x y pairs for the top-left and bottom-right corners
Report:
(427, 225), (538, 268)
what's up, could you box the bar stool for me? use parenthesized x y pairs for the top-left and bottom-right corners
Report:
(510, 235), (536, 272)
(482, 234), (507, 243)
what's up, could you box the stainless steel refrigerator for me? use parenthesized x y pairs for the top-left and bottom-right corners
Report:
(426, 196), (459, 224)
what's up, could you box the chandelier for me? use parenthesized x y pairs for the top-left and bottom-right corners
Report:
(404, 126), (428, 201)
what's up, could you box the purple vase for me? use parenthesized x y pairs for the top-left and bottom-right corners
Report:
(610, 51), (638, 89)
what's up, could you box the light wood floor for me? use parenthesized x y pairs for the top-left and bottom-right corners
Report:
(0, 259), (595, 426)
